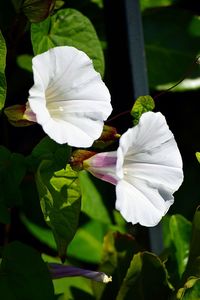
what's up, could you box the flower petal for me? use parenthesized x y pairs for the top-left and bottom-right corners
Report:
(115, 111), (183, 226)
(116, 179), (174, 226)
(28, 46), (112, 146)
(116, 111), (183, 187)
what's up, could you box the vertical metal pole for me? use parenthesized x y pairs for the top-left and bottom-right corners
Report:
(123, 0), (149, 99)
(123, 0), (163, 254)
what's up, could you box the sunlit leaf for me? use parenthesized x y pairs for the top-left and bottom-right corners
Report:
(176, 276), (200, 300)
(116, 252), (172, 300)
(183, 208), (200, 280)
(167, 215), (192, 277)
(0, 30), (6, 110)
(162, 214), (192, 288)
(36, 161), (81, 259)
(144, 8), (200, 91)
(31, 8), (104, 76)
(131, 95), (155, 125)
(196, 152), (200, 164)
(0, 241), (54, 300)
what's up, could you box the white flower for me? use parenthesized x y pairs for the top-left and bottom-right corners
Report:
(26, 46), (112, 147)
(84, 112), (183, 226)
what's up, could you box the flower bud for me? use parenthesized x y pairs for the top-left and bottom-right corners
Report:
(4, 104), (36, 127)
(93, 125), (120, 149)
(70, 149), (96, 171)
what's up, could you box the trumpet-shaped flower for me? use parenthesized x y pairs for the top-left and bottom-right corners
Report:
(25, 46), (112, 147)
(83, 112), (183, 226)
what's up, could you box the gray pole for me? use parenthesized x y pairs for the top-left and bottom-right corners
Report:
(123, 0), (163, 254)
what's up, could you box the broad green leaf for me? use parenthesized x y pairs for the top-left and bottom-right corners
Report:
(169, 215), (192, 277)
(68, 220), (107, 264)
(22, 214), (106, 264)
(17, 54), (33, 72)
(162, 214), (192, 287)
(31, 8), (104, 76)
(131, 95), (155, 125)
(196, 152), (200, 164)
(0, 146), (26, 223)
(183, 208), (200, 280)
(0, 241), (54, 300)
(92, 231), (140, 299)
(176, 276), (200, 300)
(116, 252), (172, 300)
(79, 171), (111, 224)
(21, 214), (57, 249)
(27, 136), (71, 171)
(0, 30), (6, 110)
(144, 8), (200, 91)
(36, 161), (81, 259)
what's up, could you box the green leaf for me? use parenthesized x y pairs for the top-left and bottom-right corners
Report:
(31, 8), (104, 76)
(176, 276), (200, 300)
(92, 231), (140, 299)
(162, 215), (192, 288)
(36, 161), (81, 259)
(91, 0), (103, 8)
(131, 95), (155, 125)
(22, 214), (106, 264)
(183, 208), (200, 280)
(169, 215), (192, 277)
(0, 146), (26, 223)
(17, 54), (33, 72)
(0, 241), (54, 300)
(68, 220), (107, 264)
(28, 136), (71, 171)
(116, 252), (172, 300)
(196, 152), (200, 164)
(144, 8), (200, 91)
(140, 0), (173, 11)
(79, 171), (112, 224)
(0, 30), (7, 110)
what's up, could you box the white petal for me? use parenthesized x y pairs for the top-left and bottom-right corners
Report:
(116, 111), (183, 187)
(115, 111), (183, 226)
(118, 111), (174, 158)
(123, 136), (183, 192)
(116, 179), (174, 226)
(28, 46), (112, 146)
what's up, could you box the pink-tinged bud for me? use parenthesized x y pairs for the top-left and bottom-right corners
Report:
(83, 151), (118, 185)
(48, 263), (112, 283)
(70, 150), (96, 171)
(93, 125), (120, 149)
(4, 104), (37, 127)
